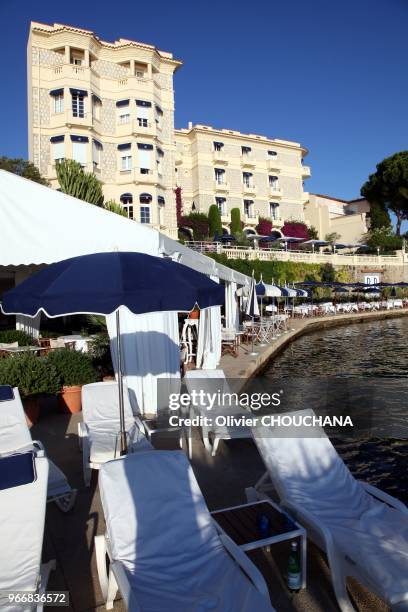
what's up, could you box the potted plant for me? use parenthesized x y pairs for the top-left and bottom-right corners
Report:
(189, 306), (200, 319)
(47, 348), (97, 413)
(0, 329), (34, 346)
(0, 352), (60, 426)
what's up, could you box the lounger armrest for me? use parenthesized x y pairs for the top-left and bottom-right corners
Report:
(111, 560), (143, 612)
(218, 533), (270, 598)
(360, 481), (408, 514)
(134, 415), (145, 433)
(78, 421), (89, 439)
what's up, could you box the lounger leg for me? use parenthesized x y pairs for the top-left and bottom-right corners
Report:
(329, 556), (356, 612)
(95, 535), (111, 603)
(37, 560), (56, 612)
(203, 433), (212, 454)
(211, 436), (221, 457)
(106, 570), (118, 610)
(245, 486), (259, 503)
(82, 439), (92, 487)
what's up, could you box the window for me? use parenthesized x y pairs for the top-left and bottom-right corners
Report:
(139, 193), (152, 204)
(155, 105), (163, 129)
(156, 148), (164, 174)
(140, 206), (151, 224)
(214, 141), (224, 151)
(73, 57), (82, 66)
(138, 145), (152, 173)
(54, 94), (64, 114)
(51, 137), (65, 163)
(121, 155), (132, 171)
(135, 70), (144, 78)
(244, 199), (254, 216)
(269, 202), (280, 220)
(241, 146), (251, 156)
(137, 117), (148, 128)
(72, 93), (85, 118)
(72, 142), (87, 167)
(214, 168), (225, 184)
(216, 197), (226, 216)
(268, 150), (277, 157)
(136, 100), (151, 129)
(92, 140), (102, 168)
(120, 194), (134, 219)
(243, 172), (253, 187)
(269, 175), (279, 190)
(119, 112), (130, 124)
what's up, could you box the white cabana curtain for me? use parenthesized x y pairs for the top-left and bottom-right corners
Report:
(196, 276), (222, 370)
(107, 307), (180, 417)
(16, 313), (41, 339)
(225, 281), (239, 331)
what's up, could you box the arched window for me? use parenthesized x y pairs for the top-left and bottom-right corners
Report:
(120, 193), (133, 205)
(139, 192), (152, 204)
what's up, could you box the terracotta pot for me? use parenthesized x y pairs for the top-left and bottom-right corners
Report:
(58, 385), (82, 414)
(23, 396), (40, 428)
(189, 308), (200, 320)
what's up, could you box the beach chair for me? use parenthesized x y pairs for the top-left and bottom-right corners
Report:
(95, 451), (274, 611)
(247, 408), (408, 612)
(79, 381), (153, 486)
(184, 369), (251, 457)
(0, 385), (77, 512)
(0, 449), (55, 611)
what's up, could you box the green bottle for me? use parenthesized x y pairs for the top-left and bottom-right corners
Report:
(287, 541), (301, 592)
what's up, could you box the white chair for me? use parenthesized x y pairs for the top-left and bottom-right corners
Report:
(0, 386), (77, 512)
(96, 451), (274, 611)
(79, 381), (153, 486)
(184, 369), (252, 457)
(248, 408), (408, 612)
(0, 449), (55, 610)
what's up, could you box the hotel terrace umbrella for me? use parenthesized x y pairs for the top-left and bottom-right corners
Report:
(301, 239), (329, 252)
(256, 276), (267, 345)
(245, 274), (260, 356)
(279, 237), (305, 251)
(1, 252), (225, 454)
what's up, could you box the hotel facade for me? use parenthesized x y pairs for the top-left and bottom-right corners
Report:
(27, 22), (315, 238)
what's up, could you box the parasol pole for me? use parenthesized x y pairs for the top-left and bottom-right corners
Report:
(116, 308), (128, 455)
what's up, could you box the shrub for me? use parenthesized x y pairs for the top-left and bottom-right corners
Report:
(47, 348), (97, 387)
(208, 204), (222, 237)
(0, 329), (34, 346)
(230, 208), (242, 234)
(282, 221), (309, 240)
(0, 352), (60, 398)
(181, 212), (209, 240)
(257, 218), (273, 236)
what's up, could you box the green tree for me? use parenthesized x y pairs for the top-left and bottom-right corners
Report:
(103, 200), (128, 217)
(364, 227), (402, 253)
(367, 200), (391, 230)
(56, 159), (104, 206)
(361, 151), (408, 235)
(230, 208), (242, 234)
(181, 212), (209, 240)
(325, 232), (341, 244)
(0, 156), (48, 185)
(307, 226), (319, 239)
(208, 204), (222, 237)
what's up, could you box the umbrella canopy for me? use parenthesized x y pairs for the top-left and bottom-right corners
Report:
(2, 252), (224, 318)
(279, 286), (297, 297)
(219, 234), (236, 243)
(333, 287), (349, 293)
(295, 288), (308, 297)
(256, 280), (266, 296)
(2, 252), (225, 455)
(264, 284), (282, 297)
(280, 237), (304, 244)
(391, 287), (397, 297)
(245, 276), (260, 318)
(301, 240), (329, 248)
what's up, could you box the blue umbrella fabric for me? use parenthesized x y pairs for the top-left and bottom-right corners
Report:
(2, 252), (225, 455)
(1, 252), (225, 317)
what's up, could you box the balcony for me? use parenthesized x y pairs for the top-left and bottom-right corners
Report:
(270, 217), (284, 228)
(267, 157), (280, 171)
(241, 155), (256, 169)
(301, 165), (311, 178)
(49, 110), (93, 130)
(214, 181), (229, 192)
(269, 185), (283, 198)
(116, 119), (156, 138)
(116, 168), (160, 186)
(244, 212), (259, 225)
(47, 161), (96, 180)
(213, 150), (228, 164)
(302, 191), (310, 202)
(242, 183), (257, 196)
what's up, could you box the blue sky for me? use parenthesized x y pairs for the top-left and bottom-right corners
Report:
(0, 0), (407, 206)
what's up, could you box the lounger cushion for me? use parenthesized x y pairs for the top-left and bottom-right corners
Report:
(82, 381), (136, 431)
(0, 388), (33, 454)
(100, 451), (273, 611)
(88, 425), (152, 465)
(252, 408), (408, 606)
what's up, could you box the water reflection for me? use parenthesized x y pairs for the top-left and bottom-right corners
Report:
(261, 318), (408, 503)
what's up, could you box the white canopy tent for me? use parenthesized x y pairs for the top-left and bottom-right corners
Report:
(0, 171), (251, 413)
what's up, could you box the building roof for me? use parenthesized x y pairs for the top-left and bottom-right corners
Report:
(30, 21), (182, 65)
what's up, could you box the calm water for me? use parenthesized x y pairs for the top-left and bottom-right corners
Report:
(261, 318), (408, 503)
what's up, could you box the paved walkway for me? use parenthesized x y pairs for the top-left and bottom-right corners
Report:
(34, 309), (408, 611)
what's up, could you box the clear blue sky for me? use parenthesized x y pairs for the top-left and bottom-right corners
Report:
(1, 0), (407, 204)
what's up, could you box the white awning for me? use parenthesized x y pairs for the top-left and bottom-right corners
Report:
(0, 170), (160, 266)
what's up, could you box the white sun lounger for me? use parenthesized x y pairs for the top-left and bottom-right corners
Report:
(248, 408), (408, 612)
(0, 449), (55, 611)
(184, 369), (251, 457)
(0, 386), (77, 512)
(79, 381), (153, 486)
(96, 450), (274, 611)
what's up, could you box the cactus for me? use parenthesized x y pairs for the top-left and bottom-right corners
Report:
(56, 159), (104, 206)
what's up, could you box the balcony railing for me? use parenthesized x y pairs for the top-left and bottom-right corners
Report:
(242, 183), (257, 195)
(214, 180), (229, 191)
(241, 155), (256, 168)
(301, 165), (311, 178)
(213, 150), (228, 164)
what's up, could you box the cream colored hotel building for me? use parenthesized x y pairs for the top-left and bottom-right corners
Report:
(27, 21), (314, 238)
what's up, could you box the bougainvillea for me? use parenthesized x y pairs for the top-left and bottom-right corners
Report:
(181, 213), (209, 240)
(175, 186), (183, 225)
(282, 221), (309, 239)
(256, 217), (273, 236)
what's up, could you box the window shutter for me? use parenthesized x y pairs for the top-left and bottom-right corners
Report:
(72, 142), (87, 165)
(138, 149), (151, 169)
(53, 141), (65, 160)
(136, 106), (149, 120)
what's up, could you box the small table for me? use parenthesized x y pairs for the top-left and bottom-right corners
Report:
(0, 345), (48, 355)
(211, 499), (307, 589)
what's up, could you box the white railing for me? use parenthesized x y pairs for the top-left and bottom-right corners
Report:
(183, 242), (407, 266)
